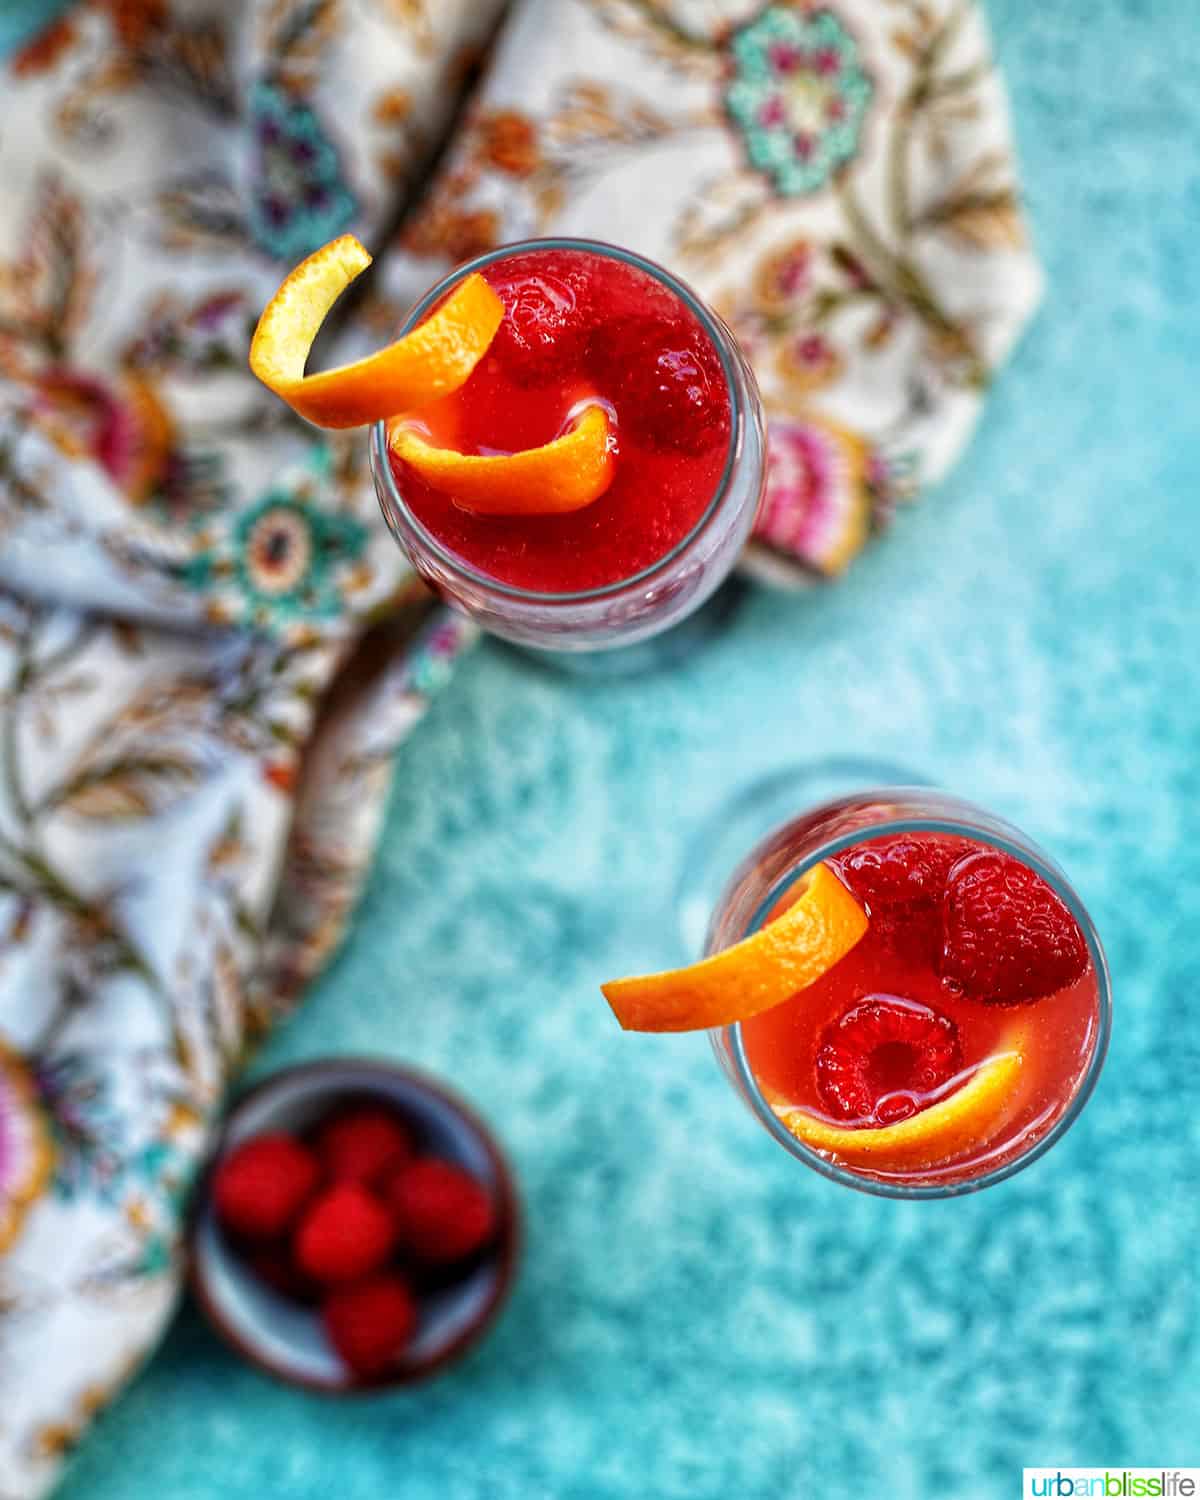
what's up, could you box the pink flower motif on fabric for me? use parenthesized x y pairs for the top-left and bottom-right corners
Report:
(755, 417), (872, 576)
(0, 1044), (53, 1253)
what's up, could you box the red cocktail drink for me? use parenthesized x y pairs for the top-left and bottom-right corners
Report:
(708, 792), (1109, 1196)
(372, 240), (764, 653)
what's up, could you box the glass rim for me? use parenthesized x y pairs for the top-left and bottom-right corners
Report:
(370, 236), (748, 606)
(723, 798), (1113, 1201)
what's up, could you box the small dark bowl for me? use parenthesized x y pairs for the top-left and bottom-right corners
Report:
(189, 1058), (519, 1393)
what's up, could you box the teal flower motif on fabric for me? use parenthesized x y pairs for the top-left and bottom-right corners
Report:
(180, 491), (368, 625)
(725, 7), (873, 197)
(248, 82), (358, 260)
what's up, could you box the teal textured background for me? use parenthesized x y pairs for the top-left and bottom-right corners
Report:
(0, 1), (70, 53)
(57, 2), (1199, 1496)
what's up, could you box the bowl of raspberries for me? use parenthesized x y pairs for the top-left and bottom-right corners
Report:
(189, 1058), (519, 1390)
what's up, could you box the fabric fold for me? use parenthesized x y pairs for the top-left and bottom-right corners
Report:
(0, 4), (500, 1495)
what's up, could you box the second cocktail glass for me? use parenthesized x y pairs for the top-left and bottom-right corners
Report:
(705, 787), (1111, 1198)
(371, 238), (765, 661)
(602, 777), (1110, 1200)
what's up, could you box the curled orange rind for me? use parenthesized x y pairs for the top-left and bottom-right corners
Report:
(388, 404), (615, 516)
(249, 234), (503, 429)
(250, 236), (614, 516)
(771, 1034), (1028, 1170)
(601, 863), (868, 1033)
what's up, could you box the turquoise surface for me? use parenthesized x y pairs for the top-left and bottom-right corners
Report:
(57, 3), (1199, 1497)
(0, 0), (69, 53)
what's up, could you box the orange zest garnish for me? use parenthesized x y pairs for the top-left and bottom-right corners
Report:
(249, 234), (503, 429)
(770, 1034), (1027, 1170)
(252, 236), (613, 514)
(601, 862), (867, 1033)
(388, 403), (615, 516)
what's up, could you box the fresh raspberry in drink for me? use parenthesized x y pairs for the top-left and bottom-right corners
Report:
(815, 996), (962, 1124)
(587, 314), (727, 455)
(831, 834), (960, 967)
(939, 850), (1089, 1005)
(487, 264), (591, 384)
(832, 834), (959, 914)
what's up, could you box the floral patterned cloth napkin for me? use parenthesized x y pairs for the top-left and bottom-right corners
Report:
(0, 2), (1040, 1495)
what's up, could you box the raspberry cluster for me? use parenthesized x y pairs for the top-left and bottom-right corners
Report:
(211, 1104), (497, 1378)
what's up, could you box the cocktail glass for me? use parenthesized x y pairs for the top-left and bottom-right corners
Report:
(371, 238), (764, 668)
(704, 785), (1110, 1198)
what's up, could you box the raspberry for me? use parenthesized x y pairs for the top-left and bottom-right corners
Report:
(313, 1106), (414, 1187)
(834, 835), (962, 911)
(816, 996), (962, 1124)
(940, 850), (1089, 1005)
(587, 315), (728, 455)
(385, 1159), (496, 1265)
(487, 266), (588, 384)
(322, 1274), (417, 1378)
(832, 836), (964, 967)
(212, 1133), (319, 1242)
(294, 1183), (396, 1285)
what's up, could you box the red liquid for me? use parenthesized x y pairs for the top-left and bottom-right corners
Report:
(389, 248), (732, 594)
(740, 834), (1102, 1188)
